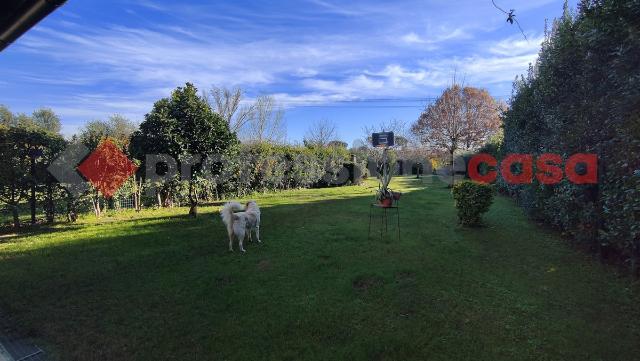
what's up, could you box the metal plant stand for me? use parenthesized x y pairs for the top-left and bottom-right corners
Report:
(368, 203), (400, 241)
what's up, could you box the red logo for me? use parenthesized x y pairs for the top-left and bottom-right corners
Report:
(468, 153), (598, 184)
(77, 140), (138, 197)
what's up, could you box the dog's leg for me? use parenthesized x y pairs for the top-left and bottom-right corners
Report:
(228, 231), (235, 252)
(255, 225), (261, 243)
(238, 230), (246, 253)
(248, 228), (253, 243)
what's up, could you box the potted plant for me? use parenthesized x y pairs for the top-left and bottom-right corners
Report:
(376, 186), (394, 207)
(375, 151), (395, 207)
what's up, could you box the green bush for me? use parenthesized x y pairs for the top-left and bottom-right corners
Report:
(452, 181), (495, 226)
(499, 0), (640, 270)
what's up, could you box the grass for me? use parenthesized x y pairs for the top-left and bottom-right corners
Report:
(0, 176), (639, 360)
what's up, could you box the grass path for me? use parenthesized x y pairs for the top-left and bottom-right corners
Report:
(0, 177), (638, 360)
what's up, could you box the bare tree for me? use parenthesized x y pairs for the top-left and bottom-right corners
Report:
(304, 119), (337, 147)
(362, 119), (410, 148)
(411, 83), (502, 185)
(241, 95), (286, 144)
(207, 86), (254, 133)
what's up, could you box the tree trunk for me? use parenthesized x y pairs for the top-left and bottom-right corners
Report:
(631, 242), (637, 279)
(30, 157), (37, 224)
(67, 196), (77, 222)
(30, 188), (36, 224)
(134, 177), (142, 212)
(11, 204), (20, 228)
(45, 182), (55, 223)
(189, 203), (198, 217)
(450, 150), (455, 187)
(92, 191), (101, 217)
(188, 181), (198, 217)
(164, 190), (174, 208)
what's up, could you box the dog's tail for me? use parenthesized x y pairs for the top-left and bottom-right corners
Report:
(221, 202), (244, 235)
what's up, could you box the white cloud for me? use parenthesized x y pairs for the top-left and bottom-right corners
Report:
(420, 52), (538, 86)
(6, 2), (547, 137)
(397, 27), (470, 50)
(296, 32), (541, 101)
(490, 35), (544, 56)
(294, 68), (319, 78)
(303, 75), (384, 96)
(19, 25), (380, 91)
(401, 32), (424, 44)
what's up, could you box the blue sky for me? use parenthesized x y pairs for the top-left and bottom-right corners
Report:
(0, 0), (576, 144)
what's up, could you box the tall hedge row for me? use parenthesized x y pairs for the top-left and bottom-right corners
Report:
(219, 142), (365, 197)
(132, 142), (367, 209)
(499, 0), (640, 271)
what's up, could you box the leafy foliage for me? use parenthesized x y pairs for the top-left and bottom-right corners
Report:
(0, 125), (66, 227)
(77, 115), (137, 150)
(130, 83), (238, 216)
(220, 142), (362, 197)
(500, 0), (640, 272)
(452, 181), (495, 226)
(412, 84), (503, 185)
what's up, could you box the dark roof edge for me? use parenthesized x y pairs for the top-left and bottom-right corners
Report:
(0, 0), (67, 52)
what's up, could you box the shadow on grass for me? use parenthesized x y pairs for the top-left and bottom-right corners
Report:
(0, 182), (436, 359)
(2, 177), (637, 361)
(0, 223), (86, 242)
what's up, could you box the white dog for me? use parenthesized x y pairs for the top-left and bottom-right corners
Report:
(220, 201), (261, 252)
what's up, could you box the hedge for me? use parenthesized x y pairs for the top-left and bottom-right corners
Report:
(497, 0), (640, 272)
(452, 181), (495, 226)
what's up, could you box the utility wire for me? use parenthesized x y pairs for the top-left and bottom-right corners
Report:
(274, 95), (510, 108)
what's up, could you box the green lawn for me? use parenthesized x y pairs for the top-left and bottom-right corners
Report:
(0, 176), (638, 360)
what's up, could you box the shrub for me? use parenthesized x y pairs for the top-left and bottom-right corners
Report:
(499, 0), (640, 271)
(452, 181), (495, 226)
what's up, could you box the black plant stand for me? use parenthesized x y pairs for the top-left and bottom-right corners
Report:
(368, 203), (400, 241)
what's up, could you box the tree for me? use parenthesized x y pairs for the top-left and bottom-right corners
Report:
(241, 95), (286, 144)
(32, 108), (62, 134)
(500, 0), (640, 273)
(0, 126), (65, 227)
(0, 126), (30, 227)
(362, 119), (409, 145)
(2, 105), (63, 133)
(77, 115), (137, 150)
(327, 140), (348, 148)
(207, 86), (254, 133)
(304, 119), (337, 147)
(206, 87), (287, 144)
(106, 115), (137, 149)
(411, 84), (502, 185)
(41, 136), (67, 223)
(75, 115), (137, 216)
(0, 105), (15, 127)
(130, 83), (238, 216)
(15, 113), (35, 129)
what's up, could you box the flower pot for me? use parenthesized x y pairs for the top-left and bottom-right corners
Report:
(392, 191), (402, 200)
(379, 197), (393, 208)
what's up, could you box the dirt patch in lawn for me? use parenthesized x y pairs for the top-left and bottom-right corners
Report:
(394, 270), (416, 283)
(257, 259), (271, 271)
(352, 275), (384, 291)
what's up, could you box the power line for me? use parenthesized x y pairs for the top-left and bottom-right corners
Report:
(289, 105), (426, 109)
(277, 97), (438, 103)
(274, 95), (510, 108)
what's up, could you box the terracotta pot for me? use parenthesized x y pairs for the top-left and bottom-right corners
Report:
(379, 197), (393, 208)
